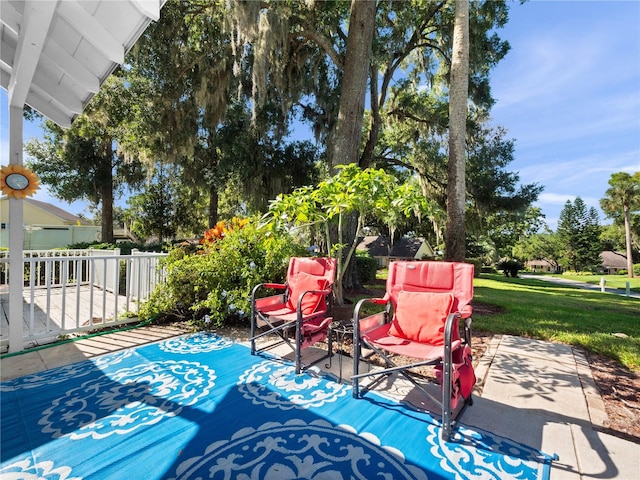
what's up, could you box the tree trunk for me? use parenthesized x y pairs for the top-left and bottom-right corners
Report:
(101, 181), (114, 243)
(329, 0), (376, 170)
(360, 63), (380, 168)
(208, 186), (219, 228)
(100, 139), (114, 243)
(326, 0), (377, 305)
(444, 0), (469, 262)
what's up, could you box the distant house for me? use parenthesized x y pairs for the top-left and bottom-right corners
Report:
(357, 235), (434, 267)
(0, 197), (100, 249)
(526, 259), (559, 273)
(525, 251), (630, 275)
(600, 251), (628, 274)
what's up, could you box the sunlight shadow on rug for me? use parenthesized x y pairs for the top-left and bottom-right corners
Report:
(0, 333), (555, 479)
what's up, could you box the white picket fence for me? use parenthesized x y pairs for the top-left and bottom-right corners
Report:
(0, 249), (167, 351)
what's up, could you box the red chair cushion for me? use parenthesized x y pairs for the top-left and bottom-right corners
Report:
(287, 272), (328, 314)
(388, 291), (453, 345)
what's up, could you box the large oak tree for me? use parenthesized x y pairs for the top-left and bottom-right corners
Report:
(25, 75), (146, 242)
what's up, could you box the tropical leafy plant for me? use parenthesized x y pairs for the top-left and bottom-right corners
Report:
(139, 218), (306, 327)
(261, 164), (441, 303)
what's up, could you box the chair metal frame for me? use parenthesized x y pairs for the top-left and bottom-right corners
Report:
(351, 260), (474, 440)
(250, 257), (336, 374)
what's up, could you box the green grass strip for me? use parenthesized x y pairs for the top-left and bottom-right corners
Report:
(474, 274), (639, 371)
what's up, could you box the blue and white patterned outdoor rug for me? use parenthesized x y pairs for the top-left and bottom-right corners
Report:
(1, 333), (555, 479)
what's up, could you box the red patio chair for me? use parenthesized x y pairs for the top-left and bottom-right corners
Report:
(351, 260), (475, 440)
(250, 256), (336, 374)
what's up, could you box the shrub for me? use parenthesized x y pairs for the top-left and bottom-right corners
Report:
(618, 269), (628, 276)
(66, 241), (163, 255)
(634, 264), (640, 276)
(496, 259), (524, 278)
(355, 252), (378, 284)
(139, 218), (307, 329)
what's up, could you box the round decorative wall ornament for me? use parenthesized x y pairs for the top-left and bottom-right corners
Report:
(0, 164), (40, 199)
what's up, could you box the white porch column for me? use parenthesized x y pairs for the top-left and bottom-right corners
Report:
(8, 105), (24, 353)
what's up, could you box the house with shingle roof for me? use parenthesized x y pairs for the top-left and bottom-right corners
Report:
(357, 235), (434, 267)
(525, 259), (559, 273)
(600, 251), (629, 274)
(0, 197), (99, 249)
(525, 251), (631, 275)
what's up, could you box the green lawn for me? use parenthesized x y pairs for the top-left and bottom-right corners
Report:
(473, 274), (640, 371)
(548, 273), (640, 292)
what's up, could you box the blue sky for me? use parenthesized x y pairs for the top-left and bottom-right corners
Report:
(488, 0), (640, 229)
(2, 0), (639, 230)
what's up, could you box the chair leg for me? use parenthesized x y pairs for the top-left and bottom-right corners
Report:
(295, 323), (302, 375)
(441, 350), (452, 441)
(352, 337), (360, 398)
(250, 301), (257, 355)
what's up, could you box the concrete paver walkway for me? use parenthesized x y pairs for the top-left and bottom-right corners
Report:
(1, 327), (638, 479)
(469, 335), (639, 479)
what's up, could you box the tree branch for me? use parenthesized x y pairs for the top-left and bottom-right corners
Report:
(293, 28), (344, 70)
(387, 108), (446, 128)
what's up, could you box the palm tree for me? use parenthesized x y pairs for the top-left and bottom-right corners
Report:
(445, 0), (469, 261)
(600, 172), (640, 278)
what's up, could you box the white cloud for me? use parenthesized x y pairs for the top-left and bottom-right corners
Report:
(538, 193), (575, 205)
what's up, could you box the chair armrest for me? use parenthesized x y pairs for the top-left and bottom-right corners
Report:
(306, 288), (332, 296)
(251, 282), (286, 300)
(369, 298), (388, 305)
(354, 297), (388, 322)
(251, 283), (287, 309)
(444, 312), (462, 347)
(353, 297), (391, 338)
(295, 288), (332, 315)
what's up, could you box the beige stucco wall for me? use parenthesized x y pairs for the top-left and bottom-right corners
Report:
(0, 199), (67, 226)
(0, 225), (100, 249)
(0, 199), (98, 249)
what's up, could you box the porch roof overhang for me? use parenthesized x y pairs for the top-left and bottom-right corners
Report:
(1, 0), (163, 128)
(1, 0), (164, 355)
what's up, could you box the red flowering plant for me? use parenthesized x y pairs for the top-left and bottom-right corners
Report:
(200, 217), (250, 251)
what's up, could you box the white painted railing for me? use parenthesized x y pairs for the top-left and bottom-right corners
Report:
(128, 250), (166, 300)
(1, 249), (95, 289)
(0, 249), (167, 351)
